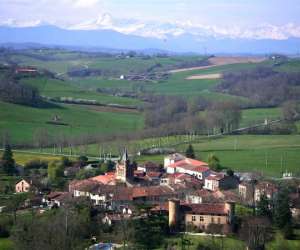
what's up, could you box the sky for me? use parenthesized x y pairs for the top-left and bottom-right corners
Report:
(0, 0), (300, 39)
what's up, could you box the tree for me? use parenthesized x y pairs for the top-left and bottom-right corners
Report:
(12, 202), (93, 250)
(239, 216), (272, 250)
(185, 144), (196, 159)
(77, 155), (88, 167)
(133, 214), (167, 250)
(256, 194), (271, 218)
(282, 101), (300, 121)
(7, 193), (28, 222)
(274, 188), (293, 238)
(207, 154), (221, 171)
(0, 144), (15, 175)
(47, 161), (64, 185)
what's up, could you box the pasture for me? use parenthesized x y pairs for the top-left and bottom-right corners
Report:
(0, 101), (144, 144)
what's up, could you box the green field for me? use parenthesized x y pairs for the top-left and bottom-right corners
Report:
(22, 77), (142, 106)
(26, 133), (300, 178)
(0, 101), (143, 144)
(240, 108), (281, 127)
(0, 238), (13, 250)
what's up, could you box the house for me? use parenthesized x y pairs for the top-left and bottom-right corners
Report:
(15, 179), (34, 193)
(43, 192), (70, 207)
(238, 181), (255, 205)
(185, 189), (213, 204)
(164, 153), (185, 169)
(254, 181), (278, 202)
(163, 199), (235, 234)
(90, 172), (116, 185)
(204, 173), (239, 191)
(132, 185), (178, 205)
(160, 173), (203, 187)
(164, 155), (210, 180)
(184, 202), (235, 233)
(137, 161), (162, 173)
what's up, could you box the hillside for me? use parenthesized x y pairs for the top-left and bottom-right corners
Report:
(0, 49), (299, 148)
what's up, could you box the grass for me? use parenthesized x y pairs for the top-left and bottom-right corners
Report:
(10, 152), (65, 165)
(30, 133), (300, 178)
(0, 101), (144, 144)
(267, 230), (300, 250)
(0, 238), (13, 250)
(175, 135), (300, 177)
(240, 108), (281, 127)
(157, 234), (245, 250)
(22, 77), (142, 106)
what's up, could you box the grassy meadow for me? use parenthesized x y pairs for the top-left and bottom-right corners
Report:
(0, 101), (143, 144)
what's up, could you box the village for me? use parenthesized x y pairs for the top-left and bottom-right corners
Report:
(3, 144), (298, 249)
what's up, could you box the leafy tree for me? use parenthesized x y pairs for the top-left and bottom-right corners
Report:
(12, 202), (93, 250)
(185, 144), (196, 159)
(0, 144), (16, 175)
(207, 154), (221, 171)
(7, 193), (28, 222)
(274, 188), (292, 238)
(47, 161), (64, 183)
(61, 156), (72, 167)
(77, 155), (88, 167)
(133, 214), (167, 250)
(226, 169), (234, 176)
(256, 194), (271, 218)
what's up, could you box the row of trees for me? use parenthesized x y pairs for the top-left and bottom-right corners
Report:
(144, 96), (242, 136)
(216, 66), (300, 107)
(0, 65), (41, 106)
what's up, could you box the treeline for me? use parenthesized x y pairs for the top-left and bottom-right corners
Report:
(216, 66), (300, 107)
(144, 96), (241, 135)
(0, 66), (41, 106)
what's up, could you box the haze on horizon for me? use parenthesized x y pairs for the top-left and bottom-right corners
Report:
(1, 0), (300, 40)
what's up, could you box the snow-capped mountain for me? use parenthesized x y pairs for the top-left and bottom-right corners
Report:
(0, 13), (300, 54)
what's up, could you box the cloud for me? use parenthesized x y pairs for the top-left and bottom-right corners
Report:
(72, 0), (102, 8)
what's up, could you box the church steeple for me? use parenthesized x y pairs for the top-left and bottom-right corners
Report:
(121, 148), (129, 163)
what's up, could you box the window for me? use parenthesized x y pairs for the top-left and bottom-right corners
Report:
(211, 217), (215, 223)
(217, 217), (221, 224)
(200, 216), (204, 222)
(192, 216), (196, 222)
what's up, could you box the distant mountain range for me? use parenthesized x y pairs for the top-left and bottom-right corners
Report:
(0, 24), (300, 54)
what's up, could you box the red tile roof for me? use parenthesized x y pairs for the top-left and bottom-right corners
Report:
(186, 203), (228, 215)
(89, 172), (116, 185)
(132, 186), (174, 198)
(168, 158), (209, 173)
(206, 173), (225, 181)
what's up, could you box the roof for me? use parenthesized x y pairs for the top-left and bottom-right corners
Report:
(206, 173), (225, 181)
(151, 202), (230, 216)
(168, 158), (209, 173)
(146, 172), (162, 178)
(255, 181), (278, 194)
(186, 203), (228, 215)
(89, 172), (116, 185)
(132, 186), (174, 198)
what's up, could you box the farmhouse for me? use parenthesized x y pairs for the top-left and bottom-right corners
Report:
(164, 155), (210, 180)
(204, 173), (239, 191)
(158, 199), (235, 234)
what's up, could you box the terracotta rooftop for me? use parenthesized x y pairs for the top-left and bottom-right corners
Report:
(206, 173), (225, 181)
(168, 158), (209, 173)
(132, 186), (175, 198)
(186, 203), (228, 215)
(89, 172), (116, 185)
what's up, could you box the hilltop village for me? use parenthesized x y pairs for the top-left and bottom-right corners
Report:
(2, 145), (299, 249)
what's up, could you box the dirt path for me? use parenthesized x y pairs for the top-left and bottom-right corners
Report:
(169, 56), (266, 73)
(186, 73), (222, 80)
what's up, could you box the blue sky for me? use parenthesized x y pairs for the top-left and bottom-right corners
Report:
(0, 0), (300, 39)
